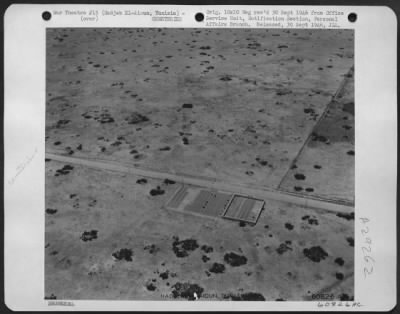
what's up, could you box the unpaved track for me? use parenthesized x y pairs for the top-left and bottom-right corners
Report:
(46, 152), (354, 214)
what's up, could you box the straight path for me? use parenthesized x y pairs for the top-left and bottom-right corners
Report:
(46, 152), (354, 214)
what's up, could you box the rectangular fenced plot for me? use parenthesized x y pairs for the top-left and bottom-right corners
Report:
(222, 195), (264, 224)
(184, 190), (232, 217)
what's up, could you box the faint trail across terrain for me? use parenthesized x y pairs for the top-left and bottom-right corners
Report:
(46, 152), (354, 214)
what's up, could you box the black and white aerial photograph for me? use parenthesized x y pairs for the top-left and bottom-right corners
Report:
(45, 27), (354, 301)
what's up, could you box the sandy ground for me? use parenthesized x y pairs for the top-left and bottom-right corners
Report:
(46, 28), (354, 195)
(279, 68), (354, 203)
(45, 28), (355, 301)
(45, 161), (354, 301)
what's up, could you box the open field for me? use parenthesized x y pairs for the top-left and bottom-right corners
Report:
(279, 68), (354, 203)
(45, 28), (354, 300)
(46, 28), (354, 200)
(45, 160), (354, 301)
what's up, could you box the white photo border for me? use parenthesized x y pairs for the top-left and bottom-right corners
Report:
(4, 4), (397, 311)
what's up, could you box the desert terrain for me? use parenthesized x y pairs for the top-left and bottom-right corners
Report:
(45, 28), (354, 301)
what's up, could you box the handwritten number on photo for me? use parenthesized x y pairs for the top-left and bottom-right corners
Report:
(360, 217), (374, 278)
